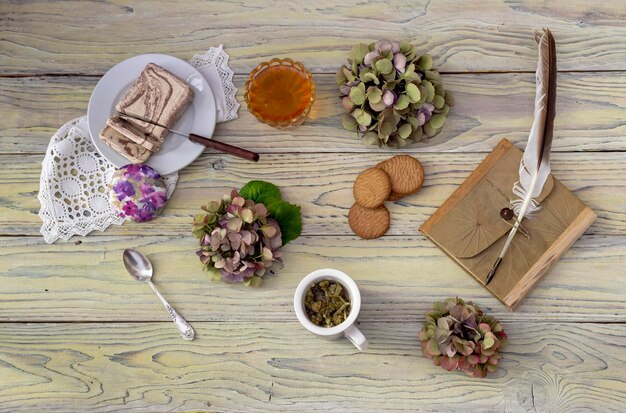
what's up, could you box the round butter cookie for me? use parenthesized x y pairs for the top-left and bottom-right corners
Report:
(377, 155), (424, 198)
(353, 167), (391, 208)
(348, 203), (390, 239)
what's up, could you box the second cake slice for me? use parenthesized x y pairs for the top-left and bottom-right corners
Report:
(106, 117), (162, 152)
(100, 126), (152, 164)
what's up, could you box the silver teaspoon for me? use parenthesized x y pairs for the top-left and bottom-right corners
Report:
(123, 249), (195, 341)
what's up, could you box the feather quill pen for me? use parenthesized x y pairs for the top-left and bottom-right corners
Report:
(486, 29), (557, 285)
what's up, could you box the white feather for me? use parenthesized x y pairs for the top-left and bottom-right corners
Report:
(511, 31), (553, 216)
(485, 29), (556, 285)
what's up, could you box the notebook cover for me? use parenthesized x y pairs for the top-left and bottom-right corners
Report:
(420, 139), (596, 310)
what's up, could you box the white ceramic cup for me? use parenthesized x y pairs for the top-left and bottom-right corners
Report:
(294, 269), (368, 351)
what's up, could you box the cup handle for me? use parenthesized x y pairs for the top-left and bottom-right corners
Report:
(344, 324), (368, 351)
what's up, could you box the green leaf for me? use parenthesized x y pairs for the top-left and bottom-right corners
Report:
(426, 338), (441, 356)
(445, 91), (455, 106)
(393, 94), (410, 110)
(241, 208), (254, 223)
(379, 120), (394, 137)
(453, 337), (475, 356)
(399, 40), (412, 53)
(405, 83), (421, 103)
(486, 363), (498, 373)
(342, 66), (356, 82)
(429, 113), (447, 129)
(425, 70), (440, 81)
(417, 85), (427, 104)
(361, 72), (380, 85)
(410, 126), (424, 141)
(349, 85), (365, 105)
(207, 267), (222, 282)
(239, 181), (304, 246)
(239, 180), (282, 206)
(243, 275), (263, 287)
(483, 333), (495, 349)
(268, 200), (302, 245)
(433, 95), (445, 109)
(406, 116), (419, 130)
(375, 58), (393, 74)
(417, 54), (433, 71)
(193, 213), (208, 225)
(397, 123), (412, 139)
(200, 201), (219, 214)
(406, 46), (418, 61)
(342, 114), (358, 131)
(422, 80), (435, 102)
(352, 109), (372, 126)
(367, 86), (382, 104)
(350, 43), (370, 64)
(382, 70), (396, 82)
(362, 131), (380, 146)
(192, 227), (206, 238)
(335, 69), (347, 87)
(423, 121), (440, 137)
(369, 98), (387, 112)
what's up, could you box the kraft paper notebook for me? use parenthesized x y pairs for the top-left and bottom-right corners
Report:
(420, 139), (596, 310)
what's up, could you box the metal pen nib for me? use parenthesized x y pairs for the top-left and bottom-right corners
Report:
(485, 257), (502, 285)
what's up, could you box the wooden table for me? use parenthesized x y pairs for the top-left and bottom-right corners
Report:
(1, 1), (625, 412)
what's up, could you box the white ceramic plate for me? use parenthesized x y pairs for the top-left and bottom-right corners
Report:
(87, 54), (216, 175)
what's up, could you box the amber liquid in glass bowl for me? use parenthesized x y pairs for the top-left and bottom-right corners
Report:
(245, 58), (316, 129)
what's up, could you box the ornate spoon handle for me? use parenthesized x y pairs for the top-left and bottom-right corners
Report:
(147, 281), (195, 341)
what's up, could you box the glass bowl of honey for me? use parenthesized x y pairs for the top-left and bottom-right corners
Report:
(244, 58), (316, 129)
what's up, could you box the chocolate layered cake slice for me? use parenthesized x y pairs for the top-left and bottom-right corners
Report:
(106, 116), (162, 152)
(99, 125), (152, 164)
(115, 63), (194, 143)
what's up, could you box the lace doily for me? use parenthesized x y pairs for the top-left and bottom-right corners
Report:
(190, 45), (240, 122)
(39, 46), (239, 243)
(38, 117), (178, 243)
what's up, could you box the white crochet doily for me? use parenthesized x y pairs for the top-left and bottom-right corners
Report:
(39, 46), (239, 243)
(38, 117), (178, 243)
(190, 45), (240, 122)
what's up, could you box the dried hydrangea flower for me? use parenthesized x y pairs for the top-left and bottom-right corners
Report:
(337, 40), (454, 148)
(193, 190), (284, 286)
(419, 297), (508, 378)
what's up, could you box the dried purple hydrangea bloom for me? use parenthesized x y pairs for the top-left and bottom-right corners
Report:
(418, 102), (435, 125)
(419, 298), (508, 378)
(193, 190), (284, 286)
(336, 39), (454, 147)
(363, 51), (378, 67)
(382, 90), (397, 107)
(375, 39), (394, 53)
(393, 53), (407, 73)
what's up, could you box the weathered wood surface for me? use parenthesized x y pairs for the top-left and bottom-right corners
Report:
(0, 152), (623, 237)
(2, 0), (626, 411)
(1, 234), (624, 323)
(3, 0), (626, 75)
(0, 322), (624, 412)
(2, 73), (626, 154)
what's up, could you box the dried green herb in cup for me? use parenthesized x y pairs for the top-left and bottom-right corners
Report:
(304, 280), (351, 327)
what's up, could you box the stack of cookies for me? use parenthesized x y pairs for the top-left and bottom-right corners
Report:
(349, 155), (424, 239)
